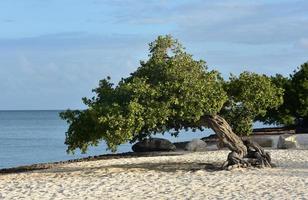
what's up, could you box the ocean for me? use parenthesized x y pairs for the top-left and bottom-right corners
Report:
(0, 110), (215, 169)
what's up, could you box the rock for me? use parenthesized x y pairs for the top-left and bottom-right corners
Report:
(184, 139), (207, 151)
(201, 134), (218, 142)
(277, 134), (299, 149)
(251, 136), (274, 148)
(216, 140), (226, 149)
(132, 138), (176, 152)
(173, 141), (188, 150)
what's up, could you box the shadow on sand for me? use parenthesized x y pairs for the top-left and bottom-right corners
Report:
(37, 161), (222, 175)
(0, 152), (222, 174)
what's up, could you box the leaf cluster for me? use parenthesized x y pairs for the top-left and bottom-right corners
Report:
(221, 72), (283, 135)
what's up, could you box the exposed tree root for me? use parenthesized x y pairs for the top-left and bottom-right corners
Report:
(222, 139), (273, 170)
(203, 115), (273, 170)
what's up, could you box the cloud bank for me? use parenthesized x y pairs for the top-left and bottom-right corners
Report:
(0, 0), (307, 109)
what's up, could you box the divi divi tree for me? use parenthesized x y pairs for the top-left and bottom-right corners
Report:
(61, 36), (283, 169)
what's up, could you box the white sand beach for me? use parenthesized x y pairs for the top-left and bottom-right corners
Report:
(0, 150), (307, 200)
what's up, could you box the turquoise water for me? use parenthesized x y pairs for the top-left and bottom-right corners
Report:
(0, 110), (215, 169)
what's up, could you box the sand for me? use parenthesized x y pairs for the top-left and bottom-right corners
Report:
(0, 150), (307, 200)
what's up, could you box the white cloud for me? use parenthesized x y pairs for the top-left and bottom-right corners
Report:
(105, 0), (308, 45)
(0, 32), (150, 109)
(1, 0), (308, 109)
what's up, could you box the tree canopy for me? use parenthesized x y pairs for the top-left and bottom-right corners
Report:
(221, 72), (283, 135)
(60, 35), (283, 153)
(258, 62), (308, 127)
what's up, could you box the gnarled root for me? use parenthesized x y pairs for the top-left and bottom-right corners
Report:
(202, 115), (273, 170)
(222, 151), (250, 170)
(243, 139), (272, 168)
(222, 139), (273, 170)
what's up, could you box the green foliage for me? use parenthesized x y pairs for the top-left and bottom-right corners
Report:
(258, 62), (308, 126)
(61, 35), (284, 153)
(290, 62), (308, 119)
(60, 35), (227, 153)
(256, 74), (294, 125)
(221, 72), (284, 135)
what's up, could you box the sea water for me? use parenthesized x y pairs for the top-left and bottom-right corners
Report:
(0, 110), (215, 169)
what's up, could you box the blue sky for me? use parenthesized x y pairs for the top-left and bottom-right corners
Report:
(0, 0), (307, 110)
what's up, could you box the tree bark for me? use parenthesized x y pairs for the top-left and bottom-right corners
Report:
(201, 115), (273, 169)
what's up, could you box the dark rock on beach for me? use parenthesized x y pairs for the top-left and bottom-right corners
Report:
(132, 138), (176, 152)
(201, 134), (218, 142)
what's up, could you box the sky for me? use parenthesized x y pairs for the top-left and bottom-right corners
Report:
(0, 0), (307, 110)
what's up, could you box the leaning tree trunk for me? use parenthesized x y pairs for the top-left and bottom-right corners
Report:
(202, 115), (273, 169)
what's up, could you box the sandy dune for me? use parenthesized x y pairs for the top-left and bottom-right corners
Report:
(0, 150), (307, 199)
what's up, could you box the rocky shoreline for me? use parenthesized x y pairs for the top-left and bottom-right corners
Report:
(2, 132), (308, 174)
(2, 128), (308, 175)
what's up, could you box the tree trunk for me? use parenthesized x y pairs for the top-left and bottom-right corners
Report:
(202, 115), (273, 169)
